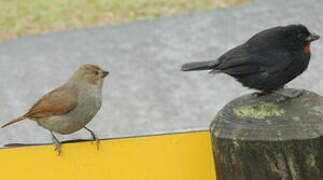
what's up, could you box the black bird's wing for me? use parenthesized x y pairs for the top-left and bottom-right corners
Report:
(215, 45), (265, 75)
(257, 50), (293, 74)
(215, 44), (293, 76)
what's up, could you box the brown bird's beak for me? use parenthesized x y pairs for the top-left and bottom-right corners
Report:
(306, 33), (320, 42)
(102, 70), (109, 78)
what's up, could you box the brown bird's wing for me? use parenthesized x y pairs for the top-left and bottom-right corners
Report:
(25, 86), (78, 119)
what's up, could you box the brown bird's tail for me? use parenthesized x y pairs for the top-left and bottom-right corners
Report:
(1, 116), (27, 128)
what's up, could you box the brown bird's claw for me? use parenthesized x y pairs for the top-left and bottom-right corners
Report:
(84, 127), (100, 150)
(51, 131), (62, 155)
(92, 134), (100, 150)
(54, 143), (62, 155)
(95, 139), (100, 150)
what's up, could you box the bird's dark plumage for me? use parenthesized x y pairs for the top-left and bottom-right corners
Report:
(181, 61), (220, 71)
(182, 24), (320, 93)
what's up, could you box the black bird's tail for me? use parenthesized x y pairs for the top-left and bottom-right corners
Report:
(181, 60), (219, 71)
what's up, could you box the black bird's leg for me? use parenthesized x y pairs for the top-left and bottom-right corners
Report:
(252, 91), (270, 97)
(50, 131), (62, 155)
(84, 127), (100, 150)
(273, 88), (302, 101)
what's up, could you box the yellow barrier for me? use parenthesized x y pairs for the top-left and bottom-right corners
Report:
(0, 131), (216, 180)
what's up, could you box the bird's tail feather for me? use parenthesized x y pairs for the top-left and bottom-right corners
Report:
(181, 60), (219, 71)
(1, 116), (27, 128)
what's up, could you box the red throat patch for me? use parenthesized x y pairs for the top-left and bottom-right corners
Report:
(303, 43), (311, 53)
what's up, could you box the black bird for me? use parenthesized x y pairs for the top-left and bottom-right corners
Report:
(181, 24), (320, 98)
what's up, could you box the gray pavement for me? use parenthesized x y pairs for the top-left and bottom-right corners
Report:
(1, 0), (323, 147)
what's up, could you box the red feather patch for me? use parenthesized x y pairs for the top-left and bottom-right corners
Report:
(303, 43), (311, 53)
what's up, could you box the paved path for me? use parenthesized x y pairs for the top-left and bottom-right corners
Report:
(1, 0), (323, 147)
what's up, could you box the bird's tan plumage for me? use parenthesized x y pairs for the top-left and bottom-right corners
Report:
(2, 64), (109, 154)
(25, 86), (78, 119)
(1, 116), (26, 128)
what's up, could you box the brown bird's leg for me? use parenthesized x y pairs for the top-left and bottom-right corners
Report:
(84, 127), (100, 150)
(50, 131), (62, 155)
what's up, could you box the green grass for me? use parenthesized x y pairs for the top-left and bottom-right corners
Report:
(0, 0), (257, 41)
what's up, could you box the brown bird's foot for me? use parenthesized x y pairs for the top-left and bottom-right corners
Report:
(84, 127), (100, 150)
(50, 131), (62, 155)
(273, 88), (302, 102)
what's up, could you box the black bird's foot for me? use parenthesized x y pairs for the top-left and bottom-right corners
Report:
(50, 131), (62, 155)
(84, 127), (100, 150)
(273, 89), (302, 102)
(252, 91), (270, 97)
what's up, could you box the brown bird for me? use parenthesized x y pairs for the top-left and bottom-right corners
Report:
(2, 64), (109, 154)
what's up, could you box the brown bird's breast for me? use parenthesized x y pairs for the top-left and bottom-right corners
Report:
(37, 84), (102, 134)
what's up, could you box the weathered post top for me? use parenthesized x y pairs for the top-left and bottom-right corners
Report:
(210, 89), (323, 180)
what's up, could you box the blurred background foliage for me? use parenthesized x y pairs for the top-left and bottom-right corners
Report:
(0, 0), (257, 41)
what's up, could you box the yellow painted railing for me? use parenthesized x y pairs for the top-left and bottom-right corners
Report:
(0, 131), (216, 180)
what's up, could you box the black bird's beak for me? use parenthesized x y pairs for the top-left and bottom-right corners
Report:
(306, 33), (320, 42)
(102, 70), (109, 78)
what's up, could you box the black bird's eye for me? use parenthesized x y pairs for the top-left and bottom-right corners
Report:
(297, 33), (302, 38)
(95, 71), (99, 75)
(297, 33), (306, 40)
